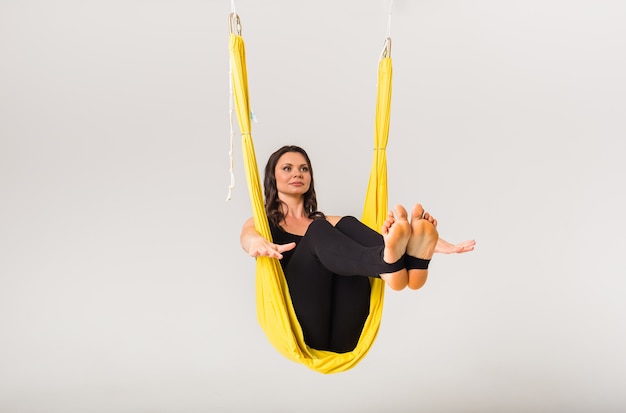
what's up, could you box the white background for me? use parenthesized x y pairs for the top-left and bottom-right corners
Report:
(1, 1), (625, 412)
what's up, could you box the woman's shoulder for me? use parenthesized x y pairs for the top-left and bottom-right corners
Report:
(242, 217), (255, 231)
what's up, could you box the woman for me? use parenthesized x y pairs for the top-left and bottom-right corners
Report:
(241, 145), (475, 353)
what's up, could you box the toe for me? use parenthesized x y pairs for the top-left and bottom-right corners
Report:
(394, 204), (408, 220)
(411, 203), (424, 220)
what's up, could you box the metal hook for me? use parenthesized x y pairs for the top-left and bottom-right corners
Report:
(229, 13), (242, 35)
(382, 37), (392, 58)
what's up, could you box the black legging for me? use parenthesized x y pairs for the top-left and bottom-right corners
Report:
(283, 217), (404, 353)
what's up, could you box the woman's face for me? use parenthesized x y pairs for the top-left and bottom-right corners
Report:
(274, 151), (311, 198)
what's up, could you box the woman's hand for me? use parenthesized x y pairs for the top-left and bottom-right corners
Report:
(240, 217), (296, 259)
(435, 238), (476, 254)
(246, 238), (296, 259)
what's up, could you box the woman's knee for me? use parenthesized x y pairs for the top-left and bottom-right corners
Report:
(337, 216), (359, 226)
(335, 216), (382, 246)
(308, 218), (334, 234)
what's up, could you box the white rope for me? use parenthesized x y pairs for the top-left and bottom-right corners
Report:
(226, 0), (238, 201)
(226, 58), (236, 201)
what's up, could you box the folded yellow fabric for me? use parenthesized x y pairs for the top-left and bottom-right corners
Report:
(229, 32), (393, 374)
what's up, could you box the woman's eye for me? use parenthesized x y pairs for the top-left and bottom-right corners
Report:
(283, 166), (291, 172)
(300, 167), (309, 172)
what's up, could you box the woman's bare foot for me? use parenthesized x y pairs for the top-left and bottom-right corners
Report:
(381, 205), (411, 264)
(380, 205), (411, 290)
(407, 204), (439, 290)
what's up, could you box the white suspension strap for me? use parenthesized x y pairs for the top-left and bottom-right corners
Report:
(386, 0), (393, 38)
(379, 0), (394, 59)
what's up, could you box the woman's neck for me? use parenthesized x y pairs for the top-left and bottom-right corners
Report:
(281, 200), (308, 219)
(279, 197), (307, 220)
(279, 200), (313, 236)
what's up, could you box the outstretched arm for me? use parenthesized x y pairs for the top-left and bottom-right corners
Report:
(435, 237), (476, 254)
(240, 217), (296, 259)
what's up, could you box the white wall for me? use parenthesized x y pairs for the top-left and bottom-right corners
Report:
(1, 1), (625, 412)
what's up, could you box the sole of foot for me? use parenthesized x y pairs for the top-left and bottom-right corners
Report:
(382, 205), (411, 264)
(407, 204), (438, 261)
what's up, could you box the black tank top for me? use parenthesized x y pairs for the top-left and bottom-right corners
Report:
(269, 224), (302, 269)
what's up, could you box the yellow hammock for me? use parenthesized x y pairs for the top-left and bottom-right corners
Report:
(229, 14), (393, 374)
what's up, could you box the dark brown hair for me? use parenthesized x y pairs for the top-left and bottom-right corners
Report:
(264, 145), (325, 227)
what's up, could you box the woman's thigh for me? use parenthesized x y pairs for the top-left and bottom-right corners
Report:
(329, 275), (371, 353)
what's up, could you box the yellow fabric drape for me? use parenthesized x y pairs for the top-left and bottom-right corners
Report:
(229, 28), (392, 374)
